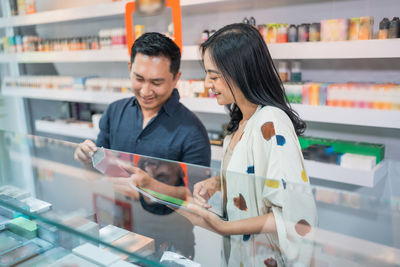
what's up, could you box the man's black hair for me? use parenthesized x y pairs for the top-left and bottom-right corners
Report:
(130, 32), (181, 77)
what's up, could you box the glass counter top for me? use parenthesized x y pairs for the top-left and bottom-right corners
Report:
(0, 130), (399, 266)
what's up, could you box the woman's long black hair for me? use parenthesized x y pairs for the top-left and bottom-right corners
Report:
(201, 23), (306, 135)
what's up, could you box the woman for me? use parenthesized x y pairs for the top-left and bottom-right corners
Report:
(188, 23), (317, 266)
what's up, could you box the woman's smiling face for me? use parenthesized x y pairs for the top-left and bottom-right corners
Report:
(203, 49), (236, 106)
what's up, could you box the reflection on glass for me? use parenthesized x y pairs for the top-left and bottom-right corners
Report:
(0, 131), (399, 266)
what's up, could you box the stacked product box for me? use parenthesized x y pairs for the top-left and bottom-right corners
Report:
(255, 15), (377, 44)
(0, 185), (150, 266)
(0, 28), (126, 54)
(284, 82), (400, 110)
(9, 0), (37, 16)
(4, 76), (133, 93)
(299, 136), (385, 170)
(177, 80), (207, 98)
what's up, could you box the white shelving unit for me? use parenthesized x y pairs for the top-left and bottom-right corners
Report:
(211, 145), (388, 187)
(180, 97), (226, 114)
(211, 144), (223, 162)
(4, 89), (400, 129)
(0, 49), (128, 63)
(291, 104), (400, 129)
(0, 45), (199, 63)
(35, 120), (99, 139)
(1, 0), (398, 188)
(3, 40), (400, 63)
(268, 39), (400, 59)
(0, 0), (227, 28)
(179, 98), (400, 130)
(304, 159), (388, 187)
(0, 1), (129, 28)
(311, 227), (400, 266)
(2, 87), (131, 104)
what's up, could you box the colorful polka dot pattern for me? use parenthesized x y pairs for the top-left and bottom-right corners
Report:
(233, 193), (248, 211)
(301, 169), (308, 182)
(264, 257), (277, 267)
(247, 166), (255, 174)
(295, 219), (311, 236)
(276, 135), (286, 146)
(261, 122), (275, 141)
(243, 234), (251, 241)
(265, 179), (280, 189)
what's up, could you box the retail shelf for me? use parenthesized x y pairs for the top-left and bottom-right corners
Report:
(310, 228), (400, 265)
(181, 40), (400, 60)
(0, 0), (226, 28)
(211, 145), (223, 162)
(35, 120), (99, 140)
(3, 40), (400, 62)
(4, 89), (400, 129)
(0, 49), (128, 63)
(305, 159), (388, 187)
(0, 1), (129, 28)
(211, 145), (387, 187)
(182, 45), (201, 61)
(171, 99), (400, 129)
(268, 39), (400, 59)
(180, 97), (226, 114)
(0, 46), (198, 63)
(2, 87), (131, 104)
(291, 104), (400, 129)
(4, 88), (400, 129)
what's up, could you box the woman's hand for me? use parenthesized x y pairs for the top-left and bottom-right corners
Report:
(193, 176), (221, 208)
(173, 196), (226, 234)
(185, 203), (228, 235)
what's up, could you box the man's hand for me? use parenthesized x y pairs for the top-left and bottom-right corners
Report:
(193, 176), (220, 208)
(74, 139), (97, 165)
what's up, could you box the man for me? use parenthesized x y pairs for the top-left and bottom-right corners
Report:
(74, 32), (211, 167)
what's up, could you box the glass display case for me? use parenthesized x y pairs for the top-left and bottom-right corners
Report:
(0, 130), (399, 266)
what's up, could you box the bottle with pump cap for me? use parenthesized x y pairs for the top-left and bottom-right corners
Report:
(288, 25), (298, 42)
(389, 17), (400, 38)
(278, 61), (289, 82)
(249, 17), (256, 27)
(291, 61), (302, 82)
(201, 30), (209, 43)
(379, 18), (390, 39)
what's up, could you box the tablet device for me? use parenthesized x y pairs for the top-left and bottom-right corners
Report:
(129, 184), (226, 220)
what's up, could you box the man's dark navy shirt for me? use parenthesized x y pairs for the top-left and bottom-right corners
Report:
(96, 89), (211, 167)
